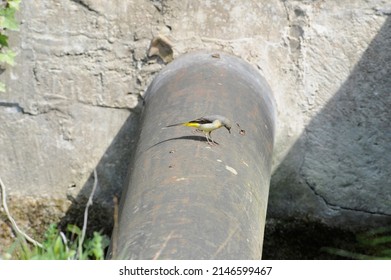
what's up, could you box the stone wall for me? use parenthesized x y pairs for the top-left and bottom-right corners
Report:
(1, 0), (390, 252)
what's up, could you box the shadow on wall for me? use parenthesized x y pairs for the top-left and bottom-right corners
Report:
(268, 16), (391, 229)
(59, 113), (141, 236)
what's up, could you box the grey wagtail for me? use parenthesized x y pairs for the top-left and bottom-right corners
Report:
(167, 115), (232, 145)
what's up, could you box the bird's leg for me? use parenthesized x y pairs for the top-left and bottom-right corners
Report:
(206, 132), (217, 146)
(210, 132), (219, 145)
(204, 132), (213, 145)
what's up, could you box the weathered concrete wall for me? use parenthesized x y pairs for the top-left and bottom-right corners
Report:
(1, 0), (390, 252)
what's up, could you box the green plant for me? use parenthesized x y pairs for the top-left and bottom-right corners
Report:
(1, 169), (107, 260)
(5, 223), (110, 260)
(322, 227), (391, 260)
(0, 0), (20, 92)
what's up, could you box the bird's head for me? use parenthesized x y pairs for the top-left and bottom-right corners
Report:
(223, 121), (232, 133)
(209, 115), (232, 134)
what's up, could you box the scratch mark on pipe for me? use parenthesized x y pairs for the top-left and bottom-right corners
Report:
(152, 231), (175, 260)
(212, 224), (239, 258)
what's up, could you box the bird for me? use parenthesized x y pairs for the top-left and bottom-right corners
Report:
(167, 115), (232, 145)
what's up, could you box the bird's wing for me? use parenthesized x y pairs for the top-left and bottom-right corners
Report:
(188, 116), (215, 124)
(167, 116), (220, 127)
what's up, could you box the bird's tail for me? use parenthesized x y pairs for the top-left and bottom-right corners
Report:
(166, 122), (200, 128)
(166, 122), (185, 127)
(182, 122), (200, 128)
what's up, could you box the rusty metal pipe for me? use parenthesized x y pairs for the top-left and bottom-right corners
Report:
(108, 51), (276, 259)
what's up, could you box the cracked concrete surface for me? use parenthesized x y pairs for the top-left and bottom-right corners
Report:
(0, 0), (390, 251)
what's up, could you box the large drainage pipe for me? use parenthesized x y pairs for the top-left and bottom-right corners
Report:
(108, 51), (276, 259)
